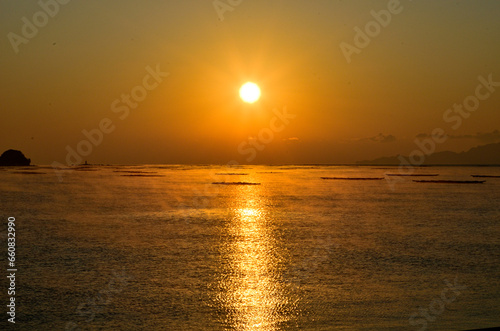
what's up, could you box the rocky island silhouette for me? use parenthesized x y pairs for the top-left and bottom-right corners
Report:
(0, 149), (31, 166)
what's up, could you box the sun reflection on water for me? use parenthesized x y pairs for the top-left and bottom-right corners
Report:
(215, 185), (293, 330)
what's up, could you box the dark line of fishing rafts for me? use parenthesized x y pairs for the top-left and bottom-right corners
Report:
(6, 166), (500, 185)
(319, 174), (500, 184)
(210, 173), (498, 185)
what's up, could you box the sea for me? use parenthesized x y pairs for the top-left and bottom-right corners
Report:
(1, 165), (499, 330)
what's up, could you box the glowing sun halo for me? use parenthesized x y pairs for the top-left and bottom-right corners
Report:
(239, 82), (261, 103)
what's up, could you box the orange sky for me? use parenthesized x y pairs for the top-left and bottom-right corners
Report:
(1, 0), (499, 165)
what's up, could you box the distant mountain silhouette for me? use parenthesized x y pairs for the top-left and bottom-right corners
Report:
(357, 142), (500, 165)
(0, 149), (31, 166)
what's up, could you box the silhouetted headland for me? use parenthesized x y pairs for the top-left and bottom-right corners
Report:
(0, 149), (31, 166)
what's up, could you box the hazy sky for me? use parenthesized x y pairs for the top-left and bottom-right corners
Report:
(1, 0), (499, 165)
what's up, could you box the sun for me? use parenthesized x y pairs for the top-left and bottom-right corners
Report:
(239, 82), (261, 103)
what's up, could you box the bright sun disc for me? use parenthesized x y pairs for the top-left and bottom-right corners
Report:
(239, 82), (261, 103)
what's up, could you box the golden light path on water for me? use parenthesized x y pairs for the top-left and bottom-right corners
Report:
(216, 184), (295, 330)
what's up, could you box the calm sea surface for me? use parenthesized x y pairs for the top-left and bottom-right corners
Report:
(1, 165), (499, 330)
